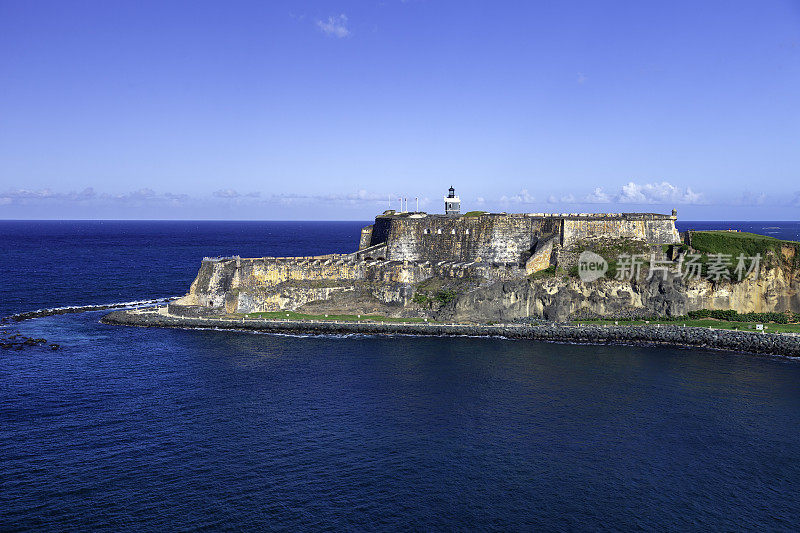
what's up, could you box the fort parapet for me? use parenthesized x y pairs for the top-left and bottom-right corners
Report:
(359, 211), (680, 262)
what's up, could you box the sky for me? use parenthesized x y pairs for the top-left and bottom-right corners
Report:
(1, 0), (799, 220)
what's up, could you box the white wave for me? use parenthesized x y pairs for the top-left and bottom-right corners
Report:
(36, 297), (175, 313)
(3, 297), (179, 321)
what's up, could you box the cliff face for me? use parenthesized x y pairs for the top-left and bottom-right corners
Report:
(170, 255), (525, 316)
(440, 275), (689, 323)
(438, 263), (800, 323)
(172, 253), (800, 322)
(685, 263), (800, 314)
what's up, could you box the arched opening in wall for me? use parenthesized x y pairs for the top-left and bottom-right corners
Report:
(450, 229), (456, 234)
(437, 229), (442, 234)
(423, 229), (430, 235)
(465, 229), (470, 235)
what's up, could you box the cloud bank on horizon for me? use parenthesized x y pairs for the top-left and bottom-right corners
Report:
(2, 181), (798, 220)
(0, 0), (798, 220)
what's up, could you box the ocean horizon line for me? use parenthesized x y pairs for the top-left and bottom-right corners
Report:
(1, 218), (798, 223)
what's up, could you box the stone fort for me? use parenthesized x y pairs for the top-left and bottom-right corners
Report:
(171, 187), (682, 315)
(356, 186), (679, 271)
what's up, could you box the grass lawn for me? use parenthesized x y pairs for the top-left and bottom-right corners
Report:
(573, 318), (800, 334)
(690, 230), (797, 257)
(239, 311), (430, 323)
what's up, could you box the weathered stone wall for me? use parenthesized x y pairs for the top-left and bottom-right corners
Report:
(525, 236), (554, 274)
(367, 217), (392, 247)
(561, 215), (680, 247)
(175, 255), (530, 314)
(358, 226), (373, 249)
(372, 214), (561, 264)
(363, 212), (677, 264)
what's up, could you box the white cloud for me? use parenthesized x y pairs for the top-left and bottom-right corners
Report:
(584, 187), (611, 203)
(344, 189), (390, 202)
(269, 189), (399, 208)
(577, 72), (587, 84)
(164, 192), (190, 200)
(0, 187), (96, 201)
(316, 14), (350, 38)
(500, 189), (535, 204)
(0, 187), (193, 207)
(213, 189), (260, 199)
(547, 193), (578, 204)
(616, 181), (703, 205)
(113, 188), (156, 200)
(736, 191), (767, 206)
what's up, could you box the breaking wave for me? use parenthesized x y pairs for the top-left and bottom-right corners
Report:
(1, 297), (177, 323)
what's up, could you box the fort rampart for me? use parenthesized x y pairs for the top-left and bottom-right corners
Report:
(170, 254), (528, 315)
(360, 212), (679, 264)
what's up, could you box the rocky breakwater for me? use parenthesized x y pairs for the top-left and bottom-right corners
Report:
(102, 308), (800, 357)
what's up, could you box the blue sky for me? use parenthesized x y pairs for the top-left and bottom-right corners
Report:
(1, 0), (799, 220)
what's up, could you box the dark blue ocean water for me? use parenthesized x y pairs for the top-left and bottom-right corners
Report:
(2, 220), (800, 531)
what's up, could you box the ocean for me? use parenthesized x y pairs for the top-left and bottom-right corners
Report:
(2, 220), (800, 530)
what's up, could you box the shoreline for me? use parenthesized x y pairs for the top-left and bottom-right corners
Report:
(101, 307), (800, 358)
(1, 298), (176, 324)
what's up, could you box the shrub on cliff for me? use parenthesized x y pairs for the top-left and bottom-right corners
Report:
(567, 238), (651, 279)
(687, 309), (797, 324)
(529, 265), (557, 280)
(412, 289), (459, 307)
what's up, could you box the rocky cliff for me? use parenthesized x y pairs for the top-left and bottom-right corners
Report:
(437, 262), (800, 323)
(170, 253), (800, 323)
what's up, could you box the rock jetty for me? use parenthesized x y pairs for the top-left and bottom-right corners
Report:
(102, 307), (800, 358)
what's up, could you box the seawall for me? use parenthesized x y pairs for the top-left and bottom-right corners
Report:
(102, 308), (800, 357)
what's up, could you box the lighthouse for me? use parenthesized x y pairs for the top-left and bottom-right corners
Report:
(444, 186), (461, 215)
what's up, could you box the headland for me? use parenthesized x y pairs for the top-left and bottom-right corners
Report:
(103, 187), (800, 354)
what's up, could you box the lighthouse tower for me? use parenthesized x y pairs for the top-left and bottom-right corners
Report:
(444, 186), (461, 215)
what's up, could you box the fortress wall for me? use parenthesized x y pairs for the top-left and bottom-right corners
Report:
(358, 226), (373, 249)
(242, 258), (366, 285)
(380, 215), (547, 263)
(368, 217), (393, 247)
(525, 236), (555, 274)
(178, 254), (530, 315)
(233, 257), (527, 288)
(561, 216), (680, 247)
